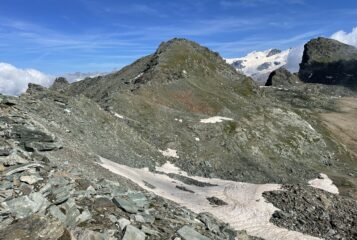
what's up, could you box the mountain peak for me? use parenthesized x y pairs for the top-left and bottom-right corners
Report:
(299, 37), (357, 88)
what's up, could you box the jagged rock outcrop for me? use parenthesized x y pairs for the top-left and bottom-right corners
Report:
(265, 67), (301, 87)
(299, 37), (357, 89)
(51, 77), (70, 92)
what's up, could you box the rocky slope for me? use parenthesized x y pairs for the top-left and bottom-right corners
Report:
(0, 94), (255, 240)
(0, 38), (357, 239)
(299, 37), (357, 89)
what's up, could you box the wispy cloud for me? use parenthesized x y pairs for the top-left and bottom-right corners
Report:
(220, 0), (305, 8)
(206, 30), (322, 56)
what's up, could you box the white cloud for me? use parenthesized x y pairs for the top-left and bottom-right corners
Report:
(285, 45), (304, 73)
(0, 62), (53, 96)
(330, 26), (357, 48)
(284, 26), (357, 73)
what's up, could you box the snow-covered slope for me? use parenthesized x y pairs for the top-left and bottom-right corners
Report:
(226, 48), (291, 84)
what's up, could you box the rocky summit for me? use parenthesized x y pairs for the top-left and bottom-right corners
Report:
(299, 37), (357, 89)
(0, 38), (357, 240)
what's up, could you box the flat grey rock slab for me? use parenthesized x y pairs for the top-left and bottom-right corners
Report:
(177, 226), (211, 240)
(113, 197), (138, 214)
(1, 192), (49, 219)
(123, 225), (146, 240)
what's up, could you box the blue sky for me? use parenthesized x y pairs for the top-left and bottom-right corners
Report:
(0, 0), (357, 74)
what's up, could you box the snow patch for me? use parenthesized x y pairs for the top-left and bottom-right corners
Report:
(64, 109), (71, 113)
(134, 73), (144, 80)
(99, 158), (321, 240)
(113, 112), (125, 119)
(195, 137), (200, 142)
(159, 148), (179, 158)
(174, 118), (183, 123)
(200, 116), (233, 123)
(308, 173), (339, 194)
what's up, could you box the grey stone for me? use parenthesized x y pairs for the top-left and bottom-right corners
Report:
(49, 205), (67, 223)
(0, 180), (12, 191)
(4, 163), (43, 176)
(0, 214), (67, 240)
(9, 125), (55, 144)
(177, 226), (210, 240)
(113, 197), (138, 214)
(0, 146), (12, 156)
(71, 228), (107, 240)
(50, 185), (72, 204)
(118, 217), (131, 230)
(127, 191), (148, 208)
(0, 189), (13, 202)
(2, 192), (49, 219)
(24, 141), (62, 152)
(123, 225), (146, 240)
(77, 209), (92, 224)
(265, 67), (301, 87)
(134, 213), (155, 224)
(141, 225), (160, 236)
(62, 198), (81, 227)
(197, 212), (220, 233)
(0, 217), (13, 231)
(2, 97), (18, 106)
(20, 175), (43, 184)
(108, 214), (118, 223)
(1, 153), (29, 166)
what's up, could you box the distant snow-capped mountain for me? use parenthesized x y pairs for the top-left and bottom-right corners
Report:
(226, 48), (291, 84)
(60, 72), (106, 82)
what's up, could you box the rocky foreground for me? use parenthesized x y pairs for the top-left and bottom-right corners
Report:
(0, 96), (259, 240)
(1, 37), (357, 239)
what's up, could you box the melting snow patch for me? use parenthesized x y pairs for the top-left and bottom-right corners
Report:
(200, 116), (234, 123)
(113, 112), (125, 119)
(159, 148), (179, 158)
(134, 73), (144, 80)
(308, 173), (339, 194)
(99, 158), (321, 240)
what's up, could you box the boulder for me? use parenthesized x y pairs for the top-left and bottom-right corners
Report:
(177, 226), (210, 240)
(113, 197), (138, 214)
(2, 192), (49, 219)
(122, 225), (146, 240)
(71, 228), (107, 240)
(20, 175), (43, 185)
(24, 141), (62, 152)
(299, 37), (357, 89)
(265, 67), (301, 87)
(0, 214), (67, 240)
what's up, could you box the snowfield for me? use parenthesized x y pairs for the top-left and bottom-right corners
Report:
(200, 116), (234, 123)
(100, 159), (338, 240)
(226, 48), (291, 84)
